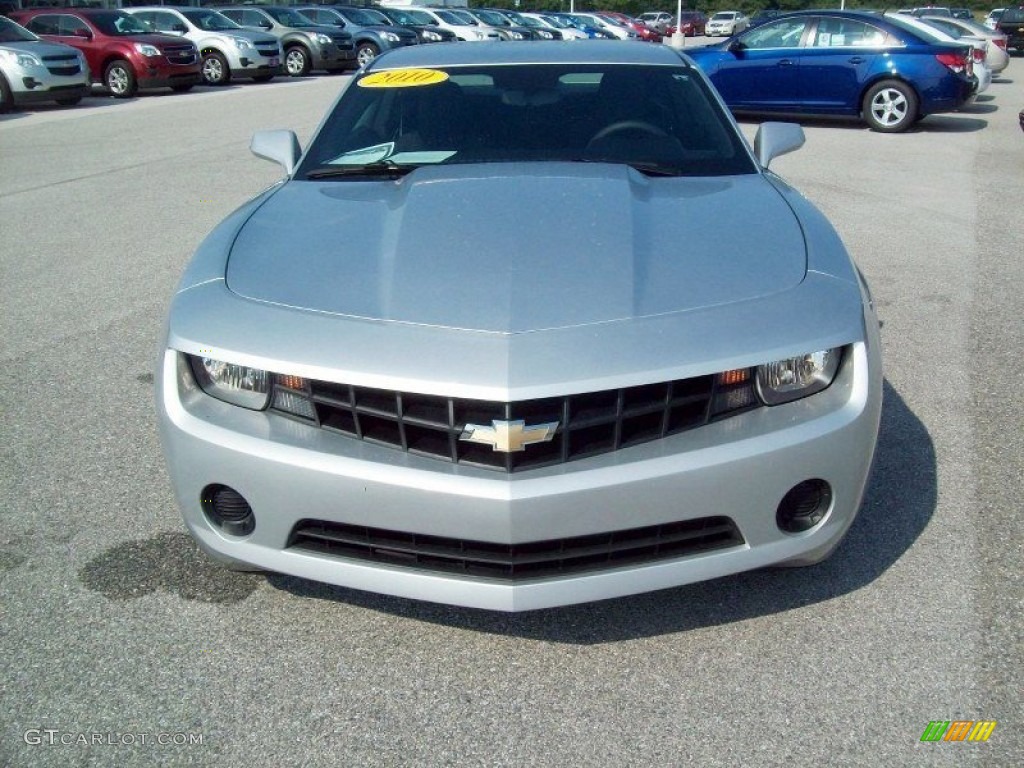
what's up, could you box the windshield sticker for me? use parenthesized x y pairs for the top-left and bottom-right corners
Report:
(358, 69), (450, 88)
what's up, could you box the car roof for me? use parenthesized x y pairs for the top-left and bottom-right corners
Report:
(364, 39), (687, 70)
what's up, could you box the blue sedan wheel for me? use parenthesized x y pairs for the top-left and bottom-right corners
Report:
(862, 79), (918, 133)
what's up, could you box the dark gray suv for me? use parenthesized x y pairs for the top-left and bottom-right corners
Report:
(297, 6), (418, 68)
(215, 6), (354, 76)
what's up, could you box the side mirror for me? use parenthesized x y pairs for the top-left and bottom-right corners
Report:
(753, 122), (805, 168)
(73, 28), (92, 39)
(251, 130), (302, 176)
(259, 20), (273, 30)
(172, 23), (187, 33)
(728, 39), (745, 53)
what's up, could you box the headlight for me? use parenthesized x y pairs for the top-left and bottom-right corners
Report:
(134, 43), (161, 57)
(382, 31), (400, 42)
(537, 30), (553, 39)
(510, 31), (523, 40)
(230, 36), (253, 50)
(189, 355), (270, 410)
(0, 50), (42, 67)
(423, 30), (442, 41)
(313, 33), (332, 45)
(756, 349), (842, 406)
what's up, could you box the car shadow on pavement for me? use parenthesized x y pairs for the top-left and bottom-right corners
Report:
(265, 379), (938, 643)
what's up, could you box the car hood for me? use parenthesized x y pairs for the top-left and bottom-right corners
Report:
(0, 40), (80, 57)
(226, 164), (807, 335)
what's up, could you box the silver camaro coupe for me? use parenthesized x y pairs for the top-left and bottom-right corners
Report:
(157, 42), (883, 611)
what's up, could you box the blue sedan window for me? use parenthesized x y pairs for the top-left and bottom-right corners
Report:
(811, 18), (886, 47)
(741, 19), (809, 49)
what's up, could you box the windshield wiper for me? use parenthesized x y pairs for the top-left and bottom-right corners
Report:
(306, 163), (418, 180)
(568, 158), (684, 177)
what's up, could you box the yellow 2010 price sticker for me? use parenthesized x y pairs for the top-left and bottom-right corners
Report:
(357, 69), (450, 88)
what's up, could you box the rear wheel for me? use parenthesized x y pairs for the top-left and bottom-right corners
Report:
(104, 60), (137, 98)
(862, 79), (918, 133)
(201, 51), (230, 86)
(356, 41), (379, 68)
(284, 45), (311, 77)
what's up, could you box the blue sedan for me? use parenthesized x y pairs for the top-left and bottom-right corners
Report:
(687, 10), (974, 132)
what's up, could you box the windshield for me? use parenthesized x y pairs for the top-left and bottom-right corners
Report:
(475, 11), (510, 26)
(712, 14), (736, 21)
(90, 12), (151, 36)
(388, 9), (434, 25)
(0, 17), (38, 42)
(266, 9), (317, 27)
(436, 11), (471, 26)
(299, 64), (755, 180)
(344, 8), (382, 26)
(182, 10), (241, 32)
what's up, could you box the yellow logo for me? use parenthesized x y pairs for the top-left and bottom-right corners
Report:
(460, 420), (558, 453)
(357, 69), (449, 89)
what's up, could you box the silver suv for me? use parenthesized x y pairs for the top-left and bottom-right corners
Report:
(125, 7), (282, 86)
(0, 15), (90, 111)
(215, 6), (355, 76)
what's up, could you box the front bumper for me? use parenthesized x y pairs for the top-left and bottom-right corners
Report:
(311, 42), (357, 71)
(158, 330), (882, 611)
(3, 61), (90, 103)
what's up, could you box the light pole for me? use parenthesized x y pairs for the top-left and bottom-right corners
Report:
(670, 0), (686, 48)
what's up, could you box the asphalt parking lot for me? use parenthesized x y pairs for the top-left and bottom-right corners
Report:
(1, 56), (1022, 766)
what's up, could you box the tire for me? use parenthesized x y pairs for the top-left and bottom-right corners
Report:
(356, 41), (380, 68)
(104, 60), (137, 98)
(0, 74), (15, 113)
(171, 83), (194, 93)
(284, 45), (311, 77)
(862, 79), (918, 133)
(201, 51), (231, 86)
(55, 95), (83, 106)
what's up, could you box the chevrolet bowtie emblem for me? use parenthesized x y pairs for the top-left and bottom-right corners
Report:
(460, 419), (559, 453)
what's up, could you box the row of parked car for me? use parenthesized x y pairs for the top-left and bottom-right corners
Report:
(0, 3), (698, 111)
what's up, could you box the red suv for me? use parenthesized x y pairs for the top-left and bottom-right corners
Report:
(11, 8), (200, 97)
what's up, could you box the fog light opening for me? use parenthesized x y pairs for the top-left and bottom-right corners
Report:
(776, 479), (832, 533)
(200, 484), (255, 536)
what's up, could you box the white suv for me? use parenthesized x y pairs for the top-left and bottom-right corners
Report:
(706, 11), (750, 37)
(125, 7), (282, 85)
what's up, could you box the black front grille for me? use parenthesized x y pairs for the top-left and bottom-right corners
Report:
(42, 54), (80, 76)
(164, 46), (197, 65)
(271, 373), (758, 472)
(255, 45), (279, 57)
(288, 516), (744, 581)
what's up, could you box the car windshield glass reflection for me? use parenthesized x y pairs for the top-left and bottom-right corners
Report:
(182, 11), (241, 32)
(300, 64), (755, 179)
(0, 17), (37, 42)
(266, 9), (317, 28)
(91, 12), (151, 36)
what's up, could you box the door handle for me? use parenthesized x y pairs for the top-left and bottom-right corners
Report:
(848, 56), (866, 64)
(778, 59), (795, 66)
